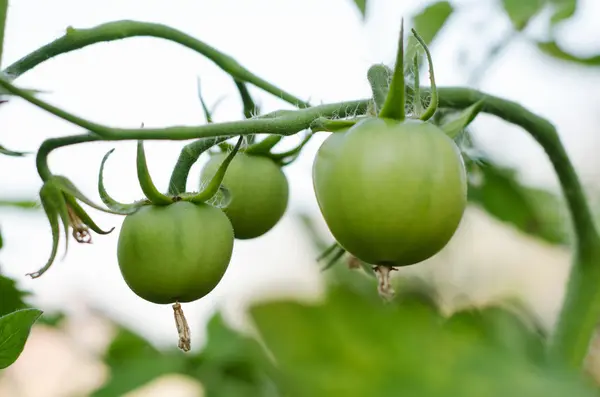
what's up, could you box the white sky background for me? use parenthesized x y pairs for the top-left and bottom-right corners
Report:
(0, 0), (600, 349)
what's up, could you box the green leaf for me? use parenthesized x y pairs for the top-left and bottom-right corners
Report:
(249, 285), (596, 397)
(405, 1), (454, 72)
(0, 275), (30, 317)
(351, 0), (367, 19)
(0, 308), (43, 369)
(187, 313), (280, 397)
(0, 144), (29, 157)
(537, 40), (600, 66)
(92, 324), (187, 397)
(440, 101), (484, 139)
(549, 0), (577, 25)
(501, 0), (545, 30)
(468, 159), (570, 245)
(91, 355), (186, 397)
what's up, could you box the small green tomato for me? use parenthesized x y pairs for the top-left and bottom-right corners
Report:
(117, 201), (234, 304)
(200, 152), (289, 239)
(313, 117), (467, 267)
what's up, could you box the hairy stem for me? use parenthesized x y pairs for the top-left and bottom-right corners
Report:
(4, 20), (310, 108)
(33, 100), (368, 181)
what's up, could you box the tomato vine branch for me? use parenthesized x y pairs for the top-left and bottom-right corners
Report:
(3, 20), (311, 109)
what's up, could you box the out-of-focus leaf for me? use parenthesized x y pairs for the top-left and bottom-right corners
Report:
(405, 1), (454, 70)
(468, 159), (570, 245)
(549, 0), (577, 25)
(188, 313), (280, 397)
(91, 355), (187, 397)
(537, 40), (600, 66)
(351, 0), (367, 19)
(501, 0), (545, 30)
(0, 275), (30, 317)
(35, 311), (66, 327)
(249, 284), (596, 397)
(0, 308), (43, 369)
(92, 324), (187, 397)
(0, 144), (29, 157)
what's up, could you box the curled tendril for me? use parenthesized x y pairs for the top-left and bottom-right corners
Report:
(98, 148), (147, 214)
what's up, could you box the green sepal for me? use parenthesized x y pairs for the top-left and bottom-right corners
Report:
(234, 79), (260, 120)
(270, 131), (313, 161)
(317, 242), (339, 261)
(0, 144), (29, 157)
(196, 77), (226, 124)
(51, 175), (126, 215)
(411, 28), (438, 121)
(186, 136), (243, 204)
(378, 19), (406, 121)
(98, 148), (147, 215)
(367, 64), (392, 114)
(29, 181), (69, 278)
(310, 117), (358, 133)
(244, 135), (281, 155)
(64, 195), (115, 235)
(136, 141), (173, 206)
(440, 101), (484, 139)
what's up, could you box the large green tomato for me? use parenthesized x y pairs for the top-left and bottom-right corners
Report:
(313, 117), (467, 267)
(200, 152), (289, 239)
(117, 201), (234, 304)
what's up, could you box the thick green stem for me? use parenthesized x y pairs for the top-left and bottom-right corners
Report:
(4, 20), (310, 108)
(33, 99), (368, 181)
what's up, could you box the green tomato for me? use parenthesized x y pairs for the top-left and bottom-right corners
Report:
(200, 152), (289, 239)
(117, 201), (234, 304)
(313, 117), (467, 267)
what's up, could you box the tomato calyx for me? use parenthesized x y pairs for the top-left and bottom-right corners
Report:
(98, 135), (243, 216)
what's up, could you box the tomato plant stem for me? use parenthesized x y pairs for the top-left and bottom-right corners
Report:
(3, 20), (310, 108)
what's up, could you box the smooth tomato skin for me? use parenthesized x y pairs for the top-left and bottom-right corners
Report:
(117, 201), (234, 304)
(200, 152), (289, 239)
(313, 117), (467, 267)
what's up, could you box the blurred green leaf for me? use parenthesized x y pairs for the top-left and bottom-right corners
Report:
(0, 275), (30, 317)
(189, 313), (280, 397)
(35, 311), (66, 327)
(406, 1), (454, 70)
(249, 285), (596, 397)
(548, 0), (577, 24)
(91, 355), (187, 397)
(351, 0), (367, 19)
(468, 159), (570, 245)
(537, 40), (600, 66)
(92, 324), (187, 397)
(501, 0), (545, 30)
(0, 308), (43, 369)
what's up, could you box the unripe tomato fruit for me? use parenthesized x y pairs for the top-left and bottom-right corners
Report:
(117, 201), (234, 304)
(313, 117), (467, 267)
(200, 152), (289, 239)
